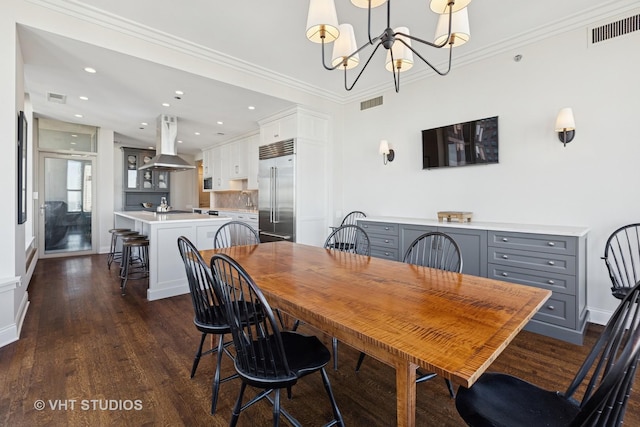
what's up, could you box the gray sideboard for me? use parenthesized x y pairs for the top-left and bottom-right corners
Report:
(357, 217), (589, 345)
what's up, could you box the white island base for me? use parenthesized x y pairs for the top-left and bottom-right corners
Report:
(114, 211), (231, 300)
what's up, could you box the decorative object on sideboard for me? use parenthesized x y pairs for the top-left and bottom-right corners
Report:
(379, 140), (395, 165)
(305, 0), (472, 93)
(555, 107), (576, 147)
(437, 211), (473, 223)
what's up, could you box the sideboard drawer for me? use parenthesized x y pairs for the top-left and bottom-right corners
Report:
(369, 235), (398, 249)
(533, 292), (575, 329)
(489, 248), (576, 275)
(370, 248), (398, 260)
(488, 263), (576, 295)
(359, 221), (398, 236)
(488, 231), (576, 256)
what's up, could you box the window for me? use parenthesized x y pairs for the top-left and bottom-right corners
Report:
(66, 160), (92, 212)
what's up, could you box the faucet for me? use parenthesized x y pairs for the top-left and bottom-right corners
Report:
(241, 191), (252, 208)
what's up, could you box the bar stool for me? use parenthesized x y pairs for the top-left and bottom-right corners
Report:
(107, 229), (138, 270)
(120, 237), (149, 296)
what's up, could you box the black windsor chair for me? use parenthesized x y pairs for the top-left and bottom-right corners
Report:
(602, 223), (640, 300)
(213, 220), (260, 249)
(210, 253), (344, 427)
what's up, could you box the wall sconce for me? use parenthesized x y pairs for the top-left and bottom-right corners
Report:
(555, 107), (576, 147)
(379, 140), (395, 165)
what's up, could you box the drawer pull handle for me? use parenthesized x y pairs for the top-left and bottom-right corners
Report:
(502, 272), (508, 277)
(384, 227), (390, 230)
(548, 261), (555, 266)
(502, 238), (509, 242)
(502, 255), (509, 259)
(384, 252), (390, 256)
(384, 239), (389, 243)
(547, 305), (555, 311)
(548, 242), (555, 247)
(363, 225), (368, 228)
(548, 280), (555, 285)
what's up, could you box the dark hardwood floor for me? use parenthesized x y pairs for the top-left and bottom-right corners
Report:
(1, 254), (638, 426)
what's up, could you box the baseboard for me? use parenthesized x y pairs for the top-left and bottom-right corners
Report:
(587, 307), (612, 326)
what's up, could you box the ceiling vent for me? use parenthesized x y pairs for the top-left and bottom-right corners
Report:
(360, 96), (383, 111)
(47, 92), (67, 104)
(590, 12), (640, 45)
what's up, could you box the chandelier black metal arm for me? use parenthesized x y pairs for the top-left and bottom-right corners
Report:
(316, 0), (460, 92)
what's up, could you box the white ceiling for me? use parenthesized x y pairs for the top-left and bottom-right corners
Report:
(17, 0), (636, 155)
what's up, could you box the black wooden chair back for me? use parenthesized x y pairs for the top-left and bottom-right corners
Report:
(603, 223), (640, 299)
(177, 236), (226, 328)
(214, 221), (260, 249)
(210, 253), (294, 386)
(324, 224), (371, 256)
(341, 210), (366, 226)
(403, 231), (463, 273)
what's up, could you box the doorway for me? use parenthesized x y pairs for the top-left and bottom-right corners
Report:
(38, 153), (96, 257)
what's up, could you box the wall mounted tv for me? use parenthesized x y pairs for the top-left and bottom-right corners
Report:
(422, 116), (498, 169)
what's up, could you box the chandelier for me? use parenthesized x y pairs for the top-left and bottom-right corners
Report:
(306, 0), (472, 92)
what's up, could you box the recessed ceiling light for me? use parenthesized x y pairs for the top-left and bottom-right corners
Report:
(148, 146), (154, 150)
(71, 134), (78, 137)
(84, 67), (97, 73)
(194, 132), (200, 136)
(79, 96), (89, 101)
(217, 121), (223, 125)
(70, 141), (77, 145)
(141, 122), (148, 126)
(178, 140), (183, 144)
(248, 106), (255, 110)
(162, 102), (170, 107)
(74, 114), (83, 118)
(175, 90), (184, 95)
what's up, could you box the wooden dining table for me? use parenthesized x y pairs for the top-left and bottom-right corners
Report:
(200, 241), (551, 426)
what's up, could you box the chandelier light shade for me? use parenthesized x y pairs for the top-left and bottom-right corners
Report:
(306, 0), (473, 92)
(306, 0), (340, 43)
(430, 0), (471, 14)
(351, 0), (387, 8)
(434, 8), (470, 47)
(332, 24), (360, 69)
(385, 27), (414, 73)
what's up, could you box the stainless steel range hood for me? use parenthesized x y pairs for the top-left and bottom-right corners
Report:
(139, 115), (195, 172)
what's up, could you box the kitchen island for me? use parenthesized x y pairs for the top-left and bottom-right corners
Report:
(114, 211), (231, 300)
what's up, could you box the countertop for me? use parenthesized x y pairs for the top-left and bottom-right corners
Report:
(115, 211), (231, 224)
(358, 216), (590, 237)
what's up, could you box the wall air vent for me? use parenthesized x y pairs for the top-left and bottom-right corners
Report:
(360, 96), (383, 111)
(590, 13), (640, 45)
(47, 92), (67, 104)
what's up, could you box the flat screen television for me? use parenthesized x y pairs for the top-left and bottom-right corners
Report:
(422, 116), (498, 169)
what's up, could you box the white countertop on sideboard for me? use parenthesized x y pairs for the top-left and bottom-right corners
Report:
(358, 216), (590, 237)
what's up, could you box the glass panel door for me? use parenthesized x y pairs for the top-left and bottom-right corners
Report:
(39, 153), (96, 257)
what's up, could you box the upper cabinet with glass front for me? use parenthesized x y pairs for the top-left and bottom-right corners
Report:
(123, 148), (170, 192)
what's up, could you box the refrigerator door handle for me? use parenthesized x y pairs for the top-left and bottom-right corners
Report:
(274, 166), (279, 223)
(269, 166), (275, 223)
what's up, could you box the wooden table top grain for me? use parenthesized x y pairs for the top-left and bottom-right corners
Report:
(201, 241), (550, 427)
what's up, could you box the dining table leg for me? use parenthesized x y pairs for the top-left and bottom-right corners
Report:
(395, 359), (418, 427)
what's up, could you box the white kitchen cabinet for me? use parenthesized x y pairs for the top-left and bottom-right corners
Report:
(229, 138), (248, 179)
(213, 144), (230, 190)
(202, 148), (213, 179)
(246, 133), (259, 190)
(260, 113), (297, 146)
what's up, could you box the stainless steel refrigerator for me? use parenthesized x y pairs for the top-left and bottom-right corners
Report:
(258, 139), (296, 242)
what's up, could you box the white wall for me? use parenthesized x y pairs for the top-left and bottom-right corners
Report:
(337, 26), (640, 322)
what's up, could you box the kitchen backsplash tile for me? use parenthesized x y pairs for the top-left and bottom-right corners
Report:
(213, 190), (258, 210)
